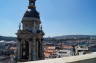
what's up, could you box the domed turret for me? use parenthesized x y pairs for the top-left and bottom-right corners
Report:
(24, 9), (40, 19)
(16, 0), (44, 62)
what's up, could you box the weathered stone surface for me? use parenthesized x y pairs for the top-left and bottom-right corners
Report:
(18, 52), (96, 63)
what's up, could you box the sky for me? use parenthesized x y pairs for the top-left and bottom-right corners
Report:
(0, 0), (96, 37)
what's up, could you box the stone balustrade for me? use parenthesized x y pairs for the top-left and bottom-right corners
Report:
(18, 52), (96, 63)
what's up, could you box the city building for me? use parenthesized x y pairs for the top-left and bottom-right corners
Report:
(44, 44), (56, 58)
(75, 45), (88, 55)
(88, 45), (96, 52)
(56, 49), (73, 57)
(44, 43), (74, 58)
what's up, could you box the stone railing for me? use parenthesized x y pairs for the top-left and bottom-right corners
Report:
(18, 52), (96, 63)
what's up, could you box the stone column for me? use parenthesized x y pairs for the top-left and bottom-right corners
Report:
(36, 40), (39, 60)
(17, 41), (21, 60)
(21, 40), (24, 59)
(41, 38), (44, 59)
(29, 40), (32, 61)
(40, 40), (43, 59)
(33, 37), (36, 61)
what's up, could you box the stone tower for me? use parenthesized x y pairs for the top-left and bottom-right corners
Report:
(16, 0), (44, 62)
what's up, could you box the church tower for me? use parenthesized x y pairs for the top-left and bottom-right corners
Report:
(16, 0), (44, 62)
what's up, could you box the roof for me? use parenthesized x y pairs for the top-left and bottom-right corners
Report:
(62, 45), (73, 49)
(24, 9), (40, 19)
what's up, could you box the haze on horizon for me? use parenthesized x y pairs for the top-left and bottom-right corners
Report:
(0, 0), (96, 37)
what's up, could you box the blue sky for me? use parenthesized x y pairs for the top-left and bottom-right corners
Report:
(0, 0), (96, 37)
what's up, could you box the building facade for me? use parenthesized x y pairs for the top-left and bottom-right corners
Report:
(16, 0), (44, 62)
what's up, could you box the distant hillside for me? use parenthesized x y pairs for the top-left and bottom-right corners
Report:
(0, 35), (96, 41)
(0, 36), (16, 41)
(53, 35), (96, 40)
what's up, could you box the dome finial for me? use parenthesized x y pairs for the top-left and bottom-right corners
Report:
(28, 0), (36, 9)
